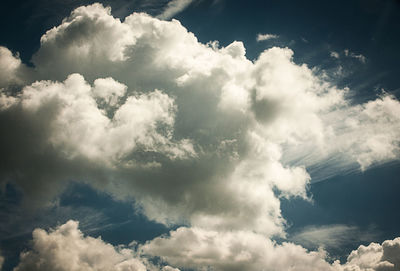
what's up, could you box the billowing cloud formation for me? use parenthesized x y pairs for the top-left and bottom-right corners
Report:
(1, 3), (400, 270)
(343, 237), (400, 271)
(14, 220), (148, 271)
(141, 226), (335, 271)
(14, 221), (400, 271)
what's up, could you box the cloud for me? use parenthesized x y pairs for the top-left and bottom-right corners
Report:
(142, 228), (400, 271)
(329, 50), (366, 63)
(256, 33), (279, 42)
(157, 0), (194, 20)
(13, 220), (150, 271)
(344, 49), (367, 63)
(13, 221), (400, 271)
(342, 237), (400, 271)
(290, 224), (379, 250)
(0, 252), (4, 271)
(283, 93), (400, 180)
(0, 3), (400, 269)
(331, 51), (340, 59)
(0, 1), (399, 231)
(0, 47), (32, 89)
(141, 226), (335, 271)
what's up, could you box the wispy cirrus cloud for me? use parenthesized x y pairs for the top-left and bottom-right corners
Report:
(290, 224), (380, 250)
(157, 0), (195, 19)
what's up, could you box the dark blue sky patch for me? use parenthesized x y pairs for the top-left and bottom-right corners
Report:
(282, 162), (400, 261)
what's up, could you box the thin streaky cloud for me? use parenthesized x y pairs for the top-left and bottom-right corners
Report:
(157, 0), (194, 20)
(256, 33), (279, 42)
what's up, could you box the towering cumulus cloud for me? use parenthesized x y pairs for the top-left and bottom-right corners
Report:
(1, 3), (400, 270)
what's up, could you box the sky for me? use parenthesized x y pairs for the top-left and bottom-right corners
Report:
(0, 0), (400, 270)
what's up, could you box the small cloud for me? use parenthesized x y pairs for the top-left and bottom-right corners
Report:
(330, 51), (340, 59)
(352, 53), (367, 63)
(256, 33), (279, 42)
(290, 224), (379, 250)
(344, 48), (367, 63)
(157, 0), (194, 20)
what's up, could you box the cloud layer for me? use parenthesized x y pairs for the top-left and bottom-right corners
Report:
(0, 3), (400, 270)
(13, 221), (400, 271)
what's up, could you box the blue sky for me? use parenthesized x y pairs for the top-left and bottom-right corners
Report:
(0, 1), (400, 270)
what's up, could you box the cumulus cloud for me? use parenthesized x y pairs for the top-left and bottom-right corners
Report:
(143, 228), (400, 271)
(14, 221), (400, 271)
(256, 33), (279, 42)
(0, 3), (400, 270)
(14, 220), (149, 271)
(342, 237), (400, 271)
(0, 47), (27, 88)
(141, 226), (335, 271)
(0, 0), (399, 230)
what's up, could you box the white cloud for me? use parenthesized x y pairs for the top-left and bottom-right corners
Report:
(283, 93), (400, 179)
(256, 33), (279, 42)
(141, 226), (336, 271)
(0, 46), (33, 100)
(342, 237), (400, 271)
(157, 0), (194, 20)
(142, 228), (400, 271)
(291, 224), (379, 250)
(13, 220), (400, 271)
(92, 77), (127, 107)
(0, 47), (23, 88)
(0, 2), (398, 228)
(13, 220), (150, 271)
(331, 51), (340, 59)
(0, 4), (400, 270)
(344, 49), (367, 63)
(18, 73), (193, 164)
